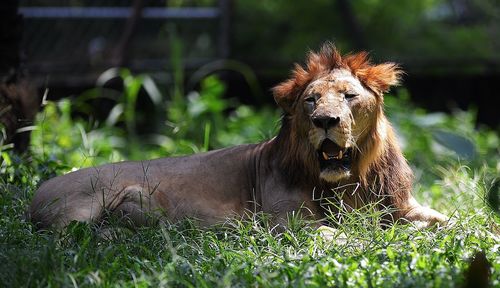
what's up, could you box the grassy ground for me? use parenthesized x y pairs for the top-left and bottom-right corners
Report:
(1, 77), (499, 287)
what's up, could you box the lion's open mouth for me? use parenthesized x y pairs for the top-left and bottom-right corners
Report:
(317, 139), (352, 172)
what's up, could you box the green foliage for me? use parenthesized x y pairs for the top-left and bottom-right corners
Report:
(234, 0), (499, 73)
(30, 99), (126, 170)
(23, 71), (279, 172)
(167, 75), (279, 151)
(1, 75), (499, 287)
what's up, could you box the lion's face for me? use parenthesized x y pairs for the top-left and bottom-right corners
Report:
(300, 69), (379, 182)
(273, 44), (401, 184)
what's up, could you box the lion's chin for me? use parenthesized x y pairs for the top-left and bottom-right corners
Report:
(320, 169), (351, 183)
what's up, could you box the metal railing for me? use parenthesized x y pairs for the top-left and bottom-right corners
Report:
(19, 6), (221, 19)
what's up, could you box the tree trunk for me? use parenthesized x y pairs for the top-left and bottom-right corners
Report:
(336, 0), (366, 50)
(0, 0), (39, 152)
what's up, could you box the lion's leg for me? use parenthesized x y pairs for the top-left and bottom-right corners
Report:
(111, 185), (162, 226)
(267, 198), (323, 233)
(400, 197), (448, 228)
(31, 183), (155, 229)
(317, 225), (349, 244)
(58, 184), (137, 227)
(31, 190), (106, 229)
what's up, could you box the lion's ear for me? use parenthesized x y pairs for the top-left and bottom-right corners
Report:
(356, 63), (403, 95)
(272, 79), (297, 113)
(273, 64), (311, 113)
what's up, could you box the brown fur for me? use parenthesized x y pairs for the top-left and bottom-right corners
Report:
(272, 43), (401, 185)
(30, 42), (446, 230)
(272, 42), (443, 222)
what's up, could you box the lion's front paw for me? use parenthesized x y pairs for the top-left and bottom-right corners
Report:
(402, 205), (448, 228)
(317, 225), (348, 244)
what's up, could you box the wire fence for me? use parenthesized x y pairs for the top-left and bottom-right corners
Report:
(20, 0), (231, 86)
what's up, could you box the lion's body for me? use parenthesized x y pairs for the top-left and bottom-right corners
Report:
(30, 43), (446, 229)
(31, 141), (325, 228)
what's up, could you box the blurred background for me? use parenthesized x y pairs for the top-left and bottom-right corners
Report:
(1, 0), (499, 154)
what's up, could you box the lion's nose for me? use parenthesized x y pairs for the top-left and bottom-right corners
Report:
(312, 115), (340, 130)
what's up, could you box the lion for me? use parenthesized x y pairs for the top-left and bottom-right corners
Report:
(30, 42), (447, 230)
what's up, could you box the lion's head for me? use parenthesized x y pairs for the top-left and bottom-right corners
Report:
(272, 43), (403, 185)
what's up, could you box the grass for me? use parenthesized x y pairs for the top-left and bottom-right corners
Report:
(0, 75), (499, 287)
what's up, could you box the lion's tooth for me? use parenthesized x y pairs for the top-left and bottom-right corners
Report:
(339, 150), (343, 159)
(322, 152), (329, 160)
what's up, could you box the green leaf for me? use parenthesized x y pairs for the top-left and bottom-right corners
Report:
(487, 178), (500, 214)
(431, 129), (476, 160)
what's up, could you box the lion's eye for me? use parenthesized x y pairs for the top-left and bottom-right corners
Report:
(304, 97), (316, 103)
(344, 93), (358, 99)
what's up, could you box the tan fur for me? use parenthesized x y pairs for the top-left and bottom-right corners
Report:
(30, 42), (446, 230)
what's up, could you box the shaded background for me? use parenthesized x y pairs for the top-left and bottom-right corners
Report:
(16, 0), (500, 128)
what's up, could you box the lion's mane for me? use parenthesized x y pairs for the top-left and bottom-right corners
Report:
(271, 43), (412, 214)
